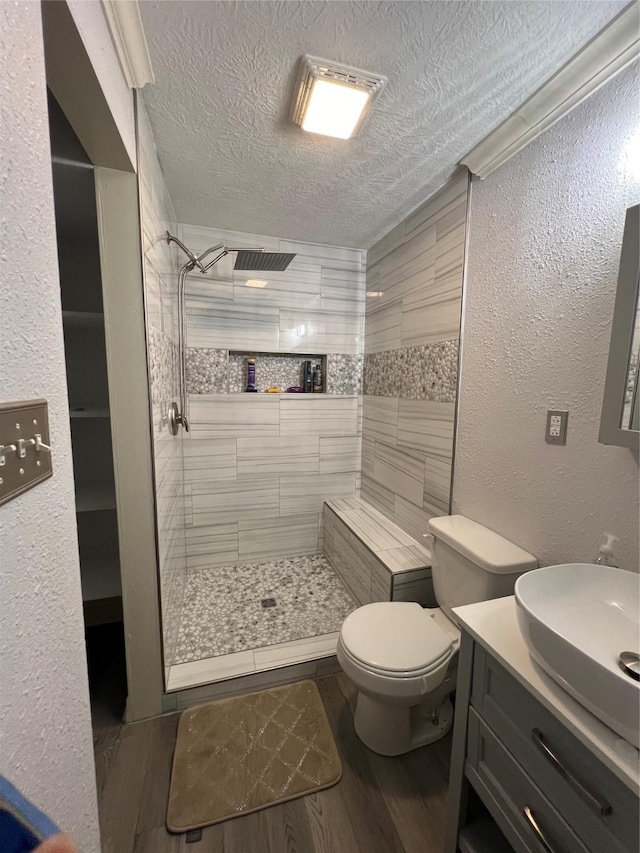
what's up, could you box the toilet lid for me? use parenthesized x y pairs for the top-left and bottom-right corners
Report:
(340, 602), (454, 674)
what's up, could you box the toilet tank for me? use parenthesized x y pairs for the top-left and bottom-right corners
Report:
(427, 515), (538, 623)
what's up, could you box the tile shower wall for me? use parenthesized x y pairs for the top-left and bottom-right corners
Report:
(137, 101), (187, 666)
(177, 223), (366, 600)
(361, 172), (469, 540)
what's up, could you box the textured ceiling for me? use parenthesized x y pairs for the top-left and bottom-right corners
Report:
(139, 1), (625, 248)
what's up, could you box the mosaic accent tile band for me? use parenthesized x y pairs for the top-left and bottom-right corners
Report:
(363, 340), (458, 401)
(172, 554), (357, 664)
(186, 347), (228, 394)
(327, 354), (363, 395)
(147, 325), (180, 404)
(186, 347), (363, 395)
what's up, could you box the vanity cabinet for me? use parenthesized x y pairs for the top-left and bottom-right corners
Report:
(446, 631), (640, 853)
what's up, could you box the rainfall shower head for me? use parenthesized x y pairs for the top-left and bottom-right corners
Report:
(165, 229), (299, 435)
(165, 232), (296, 273)
(233, 251), (296, 272)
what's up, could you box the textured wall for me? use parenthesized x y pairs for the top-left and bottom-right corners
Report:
(453, 62), (640, 572)
(137, 102), (187, 669)
(0, 3), (100, 850)
(66, 0), (136, 168)
(361, 174), (469, 541)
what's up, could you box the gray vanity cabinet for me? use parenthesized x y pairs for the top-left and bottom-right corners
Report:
(446, 632), (640, 853)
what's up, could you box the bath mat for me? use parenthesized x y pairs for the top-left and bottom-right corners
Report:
(166, 680), (342, 831)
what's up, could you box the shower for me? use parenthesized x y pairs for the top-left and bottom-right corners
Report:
(164, 231), (296, 434)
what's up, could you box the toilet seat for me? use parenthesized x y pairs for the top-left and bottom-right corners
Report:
(338, 639), (453, 679)
(339, 602), (455, 678)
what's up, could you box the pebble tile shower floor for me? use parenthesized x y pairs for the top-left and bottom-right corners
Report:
(172, 554), (357, 664)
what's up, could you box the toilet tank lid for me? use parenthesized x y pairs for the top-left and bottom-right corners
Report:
(427, 515), (538, 573)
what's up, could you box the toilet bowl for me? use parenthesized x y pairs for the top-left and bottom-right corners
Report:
(337, 602), (460, 755)
(337, 515), (538, 756)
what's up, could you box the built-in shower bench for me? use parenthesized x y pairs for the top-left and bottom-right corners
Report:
(323, 497), (435, 607)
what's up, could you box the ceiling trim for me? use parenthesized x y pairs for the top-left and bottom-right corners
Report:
(461, 1), (640, 180)
(102, 0), (154, 89)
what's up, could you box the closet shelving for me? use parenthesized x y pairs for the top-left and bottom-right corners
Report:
(62, 309), (104, 326)
(52, 144), (123, 626)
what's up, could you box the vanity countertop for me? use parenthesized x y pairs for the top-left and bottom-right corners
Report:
(453, 596), (640, 795)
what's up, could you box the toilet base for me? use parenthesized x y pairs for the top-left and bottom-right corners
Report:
(354, 693), (454, 756)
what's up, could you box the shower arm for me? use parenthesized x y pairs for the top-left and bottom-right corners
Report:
(165, 231), (206, 273)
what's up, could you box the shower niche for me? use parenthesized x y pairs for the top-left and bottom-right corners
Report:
(228, 351), (327, 393)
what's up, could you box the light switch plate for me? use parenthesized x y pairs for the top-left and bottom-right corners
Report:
(0, 400), (52, 506)
(545, 409), (569, 445)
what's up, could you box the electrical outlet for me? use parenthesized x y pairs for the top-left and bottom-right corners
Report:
(546, 410), (568, 445)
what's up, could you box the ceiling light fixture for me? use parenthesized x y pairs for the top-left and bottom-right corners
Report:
(245, 279), (268, 288)
(291, 55), (387, 140)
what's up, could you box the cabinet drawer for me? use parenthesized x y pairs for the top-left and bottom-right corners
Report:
(467, 707), (590, 853)
(471, 647), (638, 853)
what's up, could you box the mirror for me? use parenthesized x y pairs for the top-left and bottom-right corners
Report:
(599, 204), (640, 450)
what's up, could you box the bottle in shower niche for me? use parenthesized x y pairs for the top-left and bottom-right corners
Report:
(313, 363), (323, 392)
(246, 356), (257, 392)
(303, 360), (313, 392)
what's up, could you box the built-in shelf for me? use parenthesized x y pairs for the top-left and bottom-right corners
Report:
(80, 553), (122, 601)
(459, 821), (513, 853)
(62, 310), (104, 326)
(75, 482), (116, 513)
(54, 137), (122, 613)
(69, 407), (110, 418)
(226, 350), (327, 393)
(224, 392), (337, 397)
(229, 349), (325, 357)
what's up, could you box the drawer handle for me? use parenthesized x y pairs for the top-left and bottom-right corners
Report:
(522, 805), (558, 853)
(531, 728), (612, 817)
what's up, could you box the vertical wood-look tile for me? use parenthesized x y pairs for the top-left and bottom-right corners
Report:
(317, 675), (406, 853)
(95, 674), (453, 853)
(305, 786), (362, 853)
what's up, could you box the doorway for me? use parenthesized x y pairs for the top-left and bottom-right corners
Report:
(42, 0), (164, 724)
(47, 90), (128, 730)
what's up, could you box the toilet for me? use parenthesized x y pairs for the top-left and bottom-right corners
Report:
(337, 515), (538, 756)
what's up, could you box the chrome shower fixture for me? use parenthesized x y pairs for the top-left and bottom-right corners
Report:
(163, 231), (296, 434)
(164, 231), (207, 272)
(165, 232), (297, 273)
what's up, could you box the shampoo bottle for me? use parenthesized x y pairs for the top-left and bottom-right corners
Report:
(246, 357), (257, 392)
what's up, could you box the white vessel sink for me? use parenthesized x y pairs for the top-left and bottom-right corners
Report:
(515, 563), (640, 748)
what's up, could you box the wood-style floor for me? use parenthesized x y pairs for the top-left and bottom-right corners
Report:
(94, 673), (452, 853)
